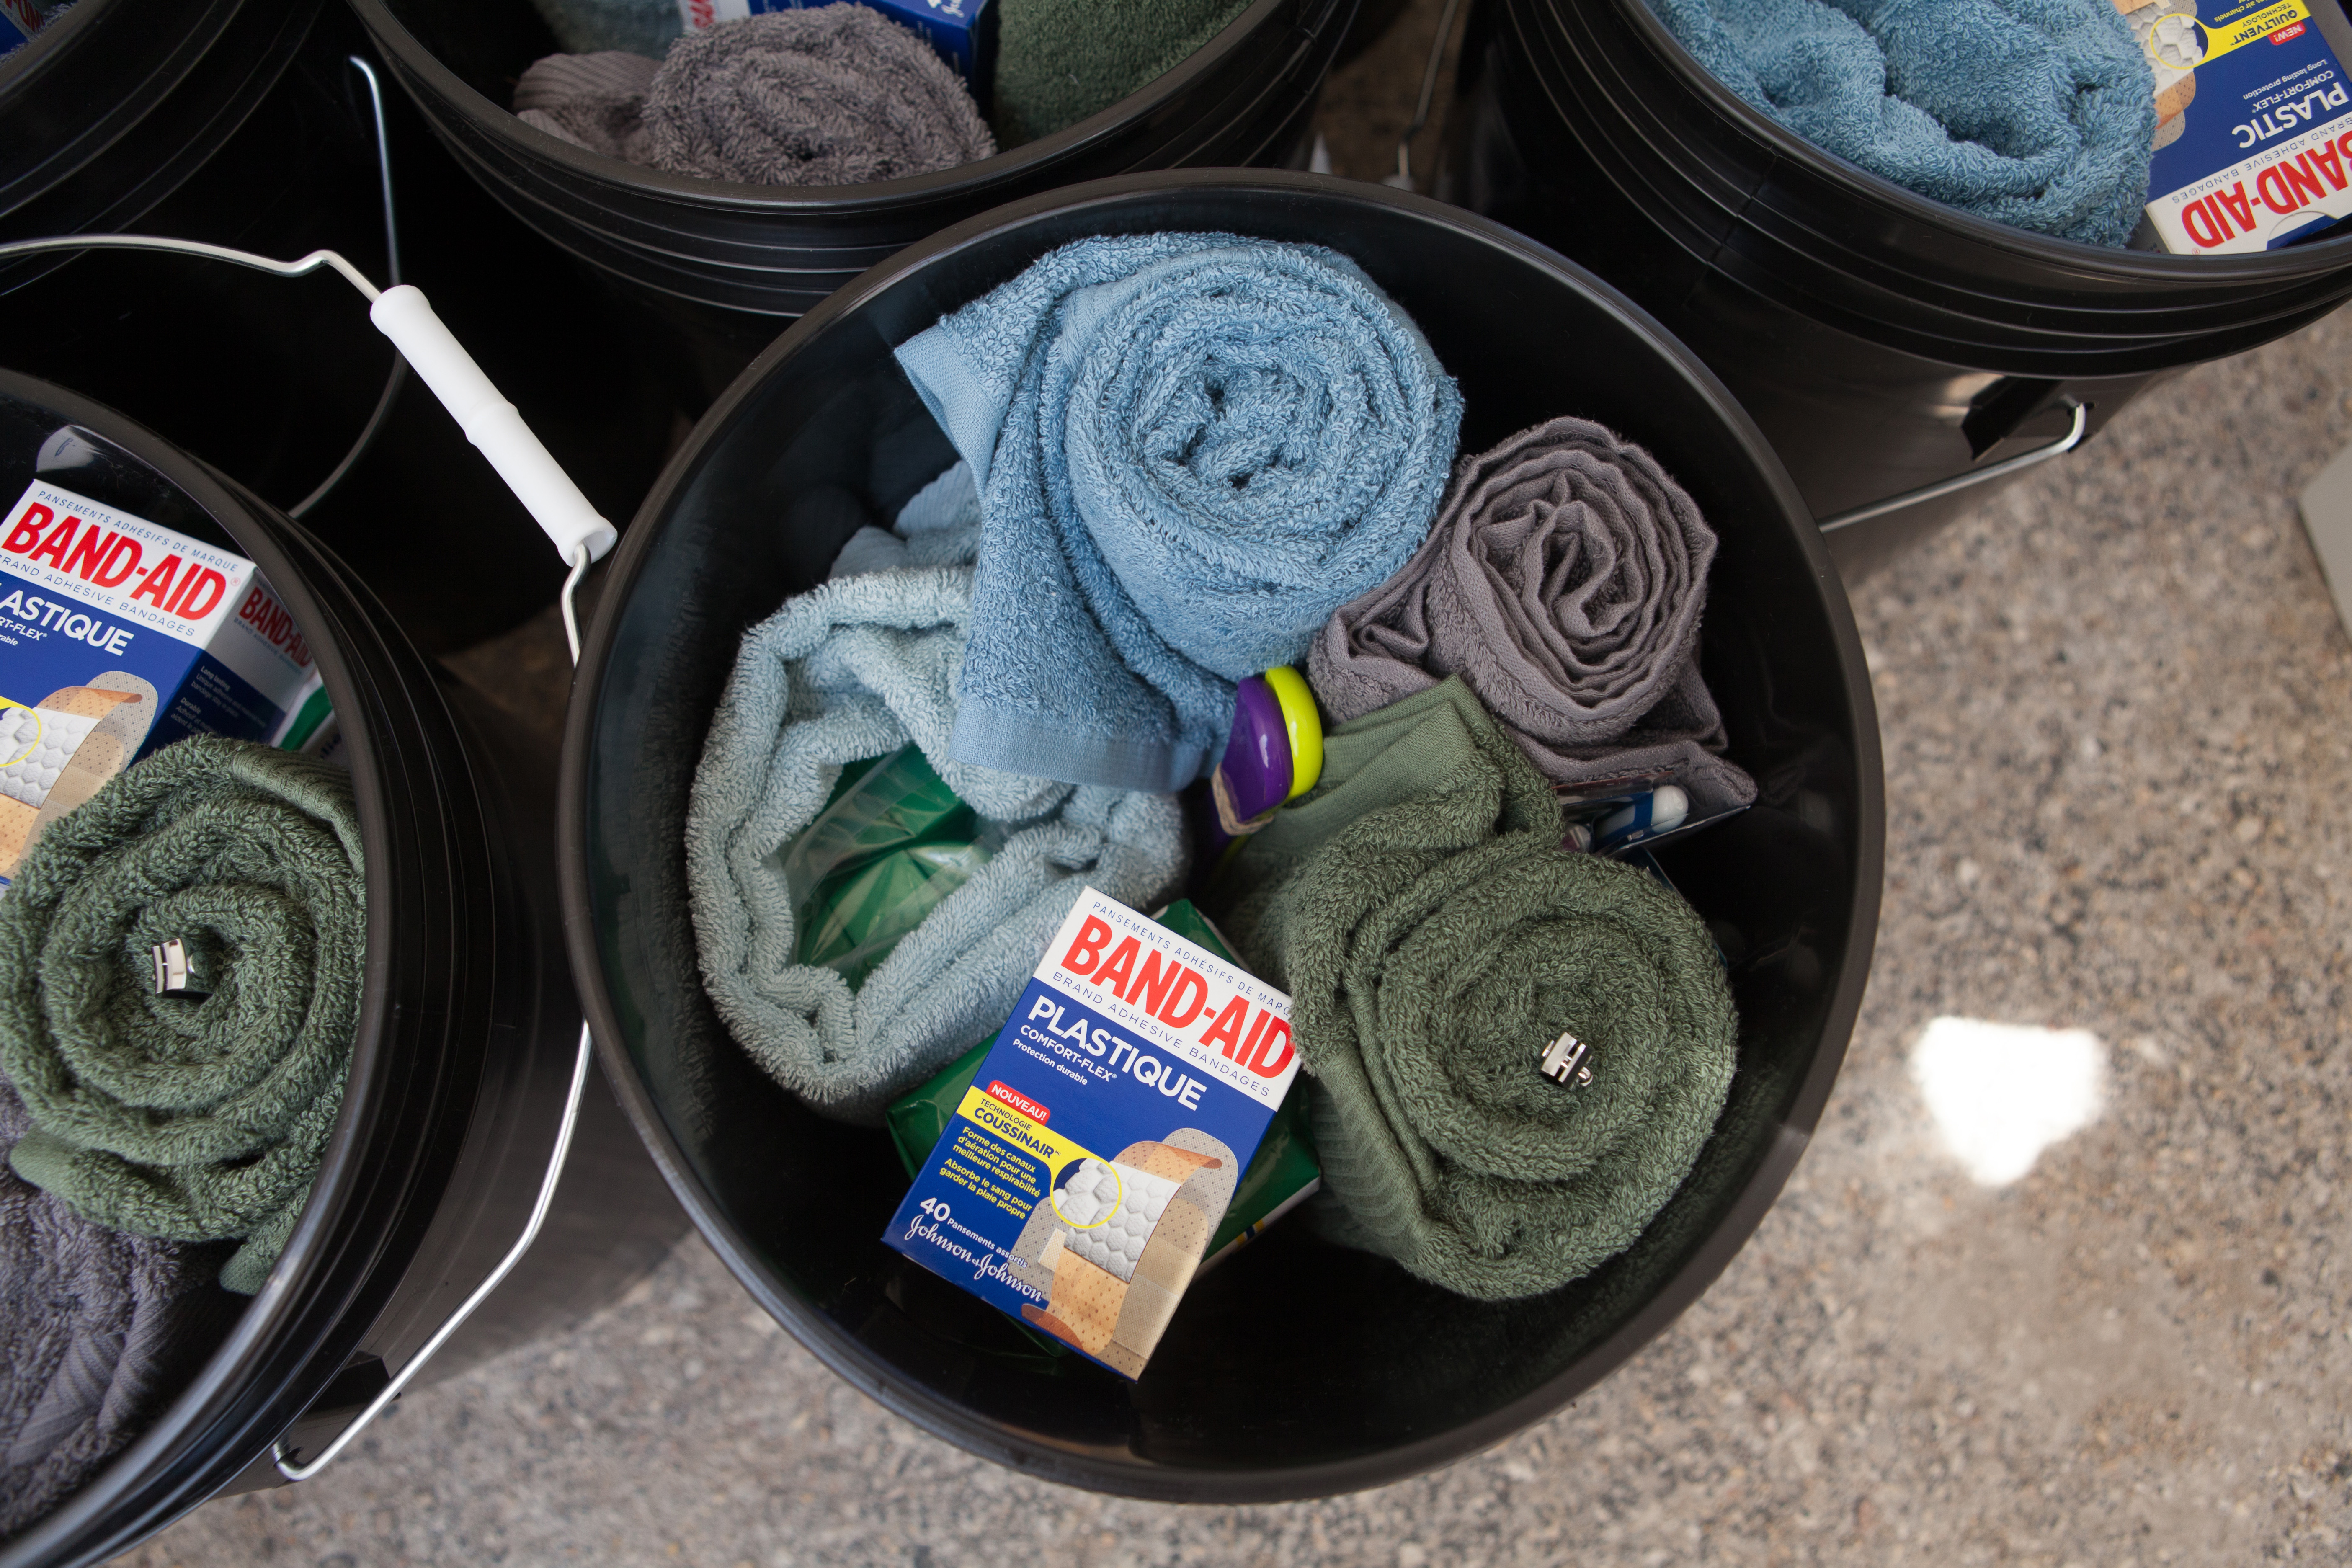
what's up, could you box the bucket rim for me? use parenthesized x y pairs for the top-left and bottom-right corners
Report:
(351, 0), (1331, 214)
(558, 165), (1887, 1502)
(1535, 0), (2352, 284)
(1509, 0), (2352, 322)
(0, 370), (464, 1568)
(0, 0), (279, 232)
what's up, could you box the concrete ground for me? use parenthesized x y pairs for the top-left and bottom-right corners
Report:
(115, 9), (2352, 1564)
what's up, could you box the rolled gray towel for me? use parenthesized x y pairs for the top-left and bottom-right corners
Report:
(517, 10), (996, 185)
(0, 1080), (231, 1535)
(1310, 417), (1756, 815)
(515, 50), (660, 163)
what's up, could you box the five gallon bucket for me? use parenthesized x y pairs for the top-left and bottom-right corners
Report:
(0, 372), (684, 1568)
(0, 0), (673, 650)
(559, 170), (1883, 1499)
(1441, 0), (2352, 578)
(348, 0), (1359, 405)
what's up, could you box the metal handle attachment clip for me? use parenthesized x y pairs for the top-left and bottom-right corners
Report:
(1539, 1031), (1593, 1088)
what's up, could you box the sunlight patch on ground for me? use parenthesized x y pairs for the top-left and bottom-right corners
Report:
(1911, 1017), (2106, 1187)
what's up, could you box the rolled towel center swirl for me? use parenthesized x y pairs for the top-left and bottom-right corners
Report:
(1314, 417), (1756, 814)
(0, 738), (363, 1294)
(646, 9), (997, 185)
(1213, 680), (1737, 1301)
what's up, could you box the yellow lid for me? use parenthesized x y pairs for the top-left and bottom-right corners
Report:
(1260, 666), (1323, 801)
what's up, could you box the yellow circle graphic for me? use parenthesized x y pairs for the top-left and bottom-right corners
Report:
(1047, 1158), (1122, 1231)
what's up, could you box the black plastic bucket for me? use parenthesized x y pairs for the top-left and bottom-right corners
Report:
(0, 371), (685, 1568)
(560, 169), (1884, 1500)
(349, 0), (1358, 405)
(1441, 0), (2352, 578)
(0, 0), (674, 651)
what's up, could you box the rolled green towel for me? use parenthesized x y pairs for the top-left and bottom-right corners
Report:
(0, 738), (364, 1296)
(1212, 679), (1737, 1300)
(990, 0), (1251, 146)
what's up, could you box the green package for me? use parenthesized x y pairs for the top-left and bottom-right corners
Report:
(885, 899), (1320, 1270)
(781, 746), (1005, 989)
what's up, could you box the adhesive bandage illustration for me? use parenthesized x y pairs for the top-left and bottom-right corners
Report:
(1050, 1158), (1180, 1282)
(1018, 1132), (1239, 1375)
(2118, 0), (2200, 150)
(0, 676), (155, 875)
(0, 703), (104, 808)
(2148, 8), (2208, 67)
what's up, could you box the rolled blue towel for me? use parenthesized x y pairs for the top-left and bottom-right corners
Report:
(1642, 0), (2156, 247)
(894, 234), (1462, 794)
(686, 467), (1189, 1124)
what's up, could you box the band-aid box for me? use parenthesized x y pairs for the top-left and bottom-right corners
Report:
(884, 899), (1321, 1282)
(2137, 0), (2352, 251)
(882, 886), (1302, 1378)
(0, 481), (317, 884)
(0, 0), (49, 51)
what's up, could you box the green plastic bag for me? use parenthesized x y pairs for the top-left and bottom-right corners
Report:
(779, 746), (1006, 989)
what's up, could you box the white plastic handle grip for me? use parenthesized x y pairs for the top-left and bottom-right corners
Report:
(367, 284), (618, 564)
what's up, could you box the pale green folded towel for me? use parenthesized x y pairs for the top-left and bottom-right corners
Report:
(992, 0), (1251, 145)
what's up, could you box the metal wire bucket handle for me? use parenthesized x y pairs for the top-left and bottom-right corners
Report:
(1817, 400), (2088, 534)
(0, 54), (615, 1483)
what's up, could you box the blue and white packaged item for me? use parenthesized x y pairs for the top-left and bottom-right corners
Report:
(0, 481), (320, 884)
(2136, 0), (2352, 251)
(883, 886), (1301, 1379)
(675, 0), (997, 105)
(0, 0), (46, 52)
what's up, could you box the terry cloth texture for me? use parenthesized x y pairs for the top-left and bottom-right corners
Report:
(515, 10), (996, 184)
(524, 0), (681, 55)
(0, 738), (364, 1296)
(686, 468), (1188, 1125)
(894, 233), (1462, 794)
(991, 0), (1250, 145)
(1310, 417), (1756, 815)
(514, 49), (663, 164)
(1641, 0), (2156, 246)
(1212, 679), (1737, 1300)
(0, 1079), (234, 1537)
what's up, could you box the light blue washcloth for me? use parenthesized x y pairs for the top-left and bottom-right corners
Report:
(525, 0), (681, 56)
(686, 467), (1190, 1124)
(1642, 0), (2156, 247)
(894, 233), (1462, 794)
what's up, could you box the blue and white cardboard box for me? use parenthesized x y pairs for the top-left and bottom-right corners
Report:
(2138, 0), (2352, 251)
(675, 0), (997, 108)
(0, 0), (49, 52)
(0, 481), (316, 885)
(883, 886), (1301, 1378)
